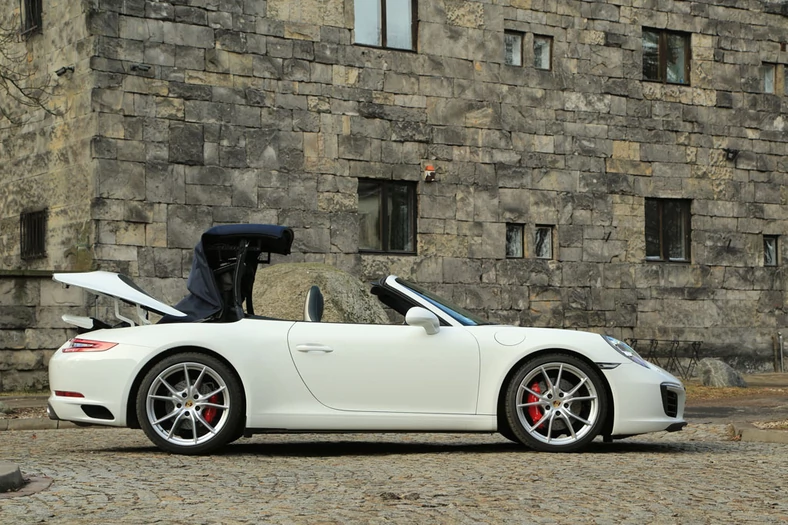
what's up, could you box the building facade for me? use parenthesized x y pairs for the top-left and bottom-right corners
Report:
(2, 0), (788, 390)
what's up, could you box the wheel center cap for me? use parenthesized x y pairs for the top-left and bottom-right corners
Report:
(185, 400), (194, 408)
(553, 400), (561, 408)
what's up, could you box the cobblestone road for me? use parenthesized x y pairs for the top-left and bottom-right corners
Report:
(1, 424), (787, 524)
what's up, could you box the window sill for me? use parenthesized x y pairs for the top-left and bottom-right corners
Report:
(360, 250), (417, 256)
(641, 78), (691, 87)
(352, 43), (417, 54)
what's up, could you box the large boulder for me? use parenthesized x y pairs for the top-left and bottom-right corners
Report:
(698, 358), (748, 388)
(252, 263), (389, 324)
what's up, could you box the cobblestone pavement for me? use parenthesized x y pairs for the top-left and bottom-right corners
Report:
(1, 424), (787, 524)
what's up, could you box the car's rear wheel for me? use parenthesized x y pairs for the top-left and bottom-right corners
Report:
(137, 353), (244, 455)
(504, 353), (608, 452)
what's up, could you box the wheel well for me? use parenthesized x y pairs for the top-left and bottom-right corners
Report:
(125, 346), (246, 429)
(495, 348), (615, 437)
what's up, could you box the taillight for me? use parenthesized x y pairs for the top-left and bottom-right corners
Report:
(54, 391), (85, 398)
(62, 338), (118, 353)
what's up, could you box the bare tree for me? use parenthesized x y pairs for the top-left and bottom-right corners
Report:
(0, 22), (55, 125)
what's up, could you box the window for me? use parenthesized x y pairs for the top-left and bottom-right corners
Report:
(20, 209), (47, 260)
(506, 223), (524, 258)
(533, 35), (553, 70)
(785, 68), (788, 96)
(761, 63), (776, 94)
(534, 225), (554, 259)
(20, 0), (42, 35)
(504, 31), (523, 66)
(358, 179), (416, 253)
(642, 28), (691, 85)
(645, 199), (691, 262)
(354, 0), (416, 50)
(764, 236), (778, 267)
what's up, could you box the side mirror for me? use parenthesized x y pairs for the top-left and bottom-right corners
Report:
(405, 307), (440, 335)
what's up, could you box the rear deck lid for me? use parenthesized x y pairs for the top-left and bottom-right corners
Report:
(53, 271), (187, 318)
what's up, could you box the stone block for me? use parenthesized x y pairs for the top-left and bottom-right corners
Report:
(169, 123), (205, 165)
(167, 205), (214, 249)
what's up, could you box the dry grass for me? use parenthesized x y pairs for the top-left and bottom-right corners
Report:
(684, 383), (788, 402)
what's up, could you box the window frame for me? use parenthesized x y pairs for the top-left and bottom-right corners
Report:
(20, 0), (42, 36)
(644, 198), (691, 263)
(642, 28), (691, 86)
(533, 224), (554, 259)
(503, 30), (524, 67)
(353, 0), (418, 52)
(20, 208), (47, 260)
(533, 34), (553, 71)
(764, 235), (779, 267)
(761, 62), (777, 94)
(505, 223), (524, 258)
(358, 179), (417, 255)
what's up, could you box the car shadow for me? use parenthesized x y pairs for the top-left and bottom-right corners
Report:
(95, 435), (723, 457)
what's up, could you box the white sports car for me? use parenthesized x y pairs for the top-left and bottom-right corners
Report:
(48, 224), (686, 455)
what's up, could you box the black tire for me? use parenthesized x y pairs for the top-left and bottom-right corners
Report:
(136, 352), (245, 455)
(504, 353), (608, 452)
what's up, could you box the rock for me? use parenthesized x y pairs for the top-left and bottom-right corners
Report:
(0, 401), (12, 414)
(698, 358), (748, 388)
(252, 263), (389, 324)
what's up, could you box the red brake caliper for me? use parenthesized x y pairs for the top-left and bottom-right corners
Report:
(203, 394), (220, 424)
(527, 382), (545, 428)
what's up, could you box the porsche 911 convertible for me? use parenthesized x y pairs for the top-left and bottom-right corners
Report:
(47, 224), (686, 455)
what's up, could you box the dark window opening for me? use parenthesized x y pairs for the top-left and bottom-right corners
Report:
(534, 225), (554, 259)
(358, 179), (416, 254)
(21, 0), (42, 35)
(764, 235), (778, 267)
(642, 28), (691, 85)
(354, 0), (417, 51)
(20, 209), (47, 260)
(506, 223), (524, 258)
(645, 199), (691, 262)
(534, 35), (553, 70)
(504, 31), (523, 66)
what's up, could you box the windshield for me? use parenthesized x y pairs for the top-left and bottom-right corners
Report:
(396, 278), (491, 326)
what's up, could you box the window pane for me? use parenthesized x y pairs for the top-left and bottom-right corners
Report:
(506, 224), (523, 258)
(761, 64), (775, 93)
(764, 236), (777, 266)
(663, 201), (687, 260)
(534, 226), (552, 259)
(386, 0), (413, 50)
(642, 30), (660, 81)
(355, 0), (381, 46)
(358, 181), (382, 250)
(534, 36), (551, 70)
(387, 183), (414, 251)
(645, 199), (661, 258)
(785, 68), (788, 96)
(504, 32), (522, 66)
(665, 33), (687, 84)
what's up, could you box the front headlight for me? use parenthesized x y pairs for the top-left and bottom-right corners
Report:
(602, 335), (650, 368)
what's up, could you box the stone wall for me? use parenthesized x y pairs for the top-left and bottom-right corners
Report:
(3, 0), (788, 390)
(0, 0), (96, 390)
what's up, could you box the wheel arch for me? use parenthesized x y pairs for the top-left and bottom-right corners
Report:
(495, 348), (615, 438)
(125, 345), (246, 429)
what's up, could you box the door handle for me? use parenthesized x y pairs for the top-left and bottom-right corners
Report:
(296, 344), (334, 353)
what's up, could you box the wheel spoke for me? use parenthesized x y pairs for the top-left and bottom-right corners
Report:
(564, 408), (592, 426)
(554, 364), (564, 393)
(558, 411), (577, 439)
(197, 401), (229, 410)
(183, 364), (192, 391)
(167, 411), (188, 439)
(545, 411), (556, 443)
(149, 394), (176, 402)
(194, 411), (218, 434)
(152, 407), (181, 425)
(539, 366), (554, 391)
(569, 394), (597, 402)
(517, 401), (547, 408)
(564, 376), (588, 397)
(201, 385), (227, 399)
(527, 411), (550, 432)
(191, 413), (198, 444)
(193, 366), (208, 391)
(520, 384), (546, 400)
(159, 377), (181, 397)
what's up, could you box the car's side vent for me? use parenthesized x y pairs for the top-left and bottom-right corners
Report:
(660, 385), (679, 417)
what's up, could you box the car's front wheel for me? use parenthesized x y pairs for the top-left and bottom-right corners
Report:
(137, 353), (244, 455)
(504, 353), (608, 452)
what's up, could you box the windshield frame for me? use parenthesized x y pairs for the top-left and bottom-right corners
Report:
(394, 278), (490, 326)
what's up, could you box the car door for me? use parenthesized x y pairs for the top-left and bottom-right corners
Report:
(287, 322), (480, 414)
